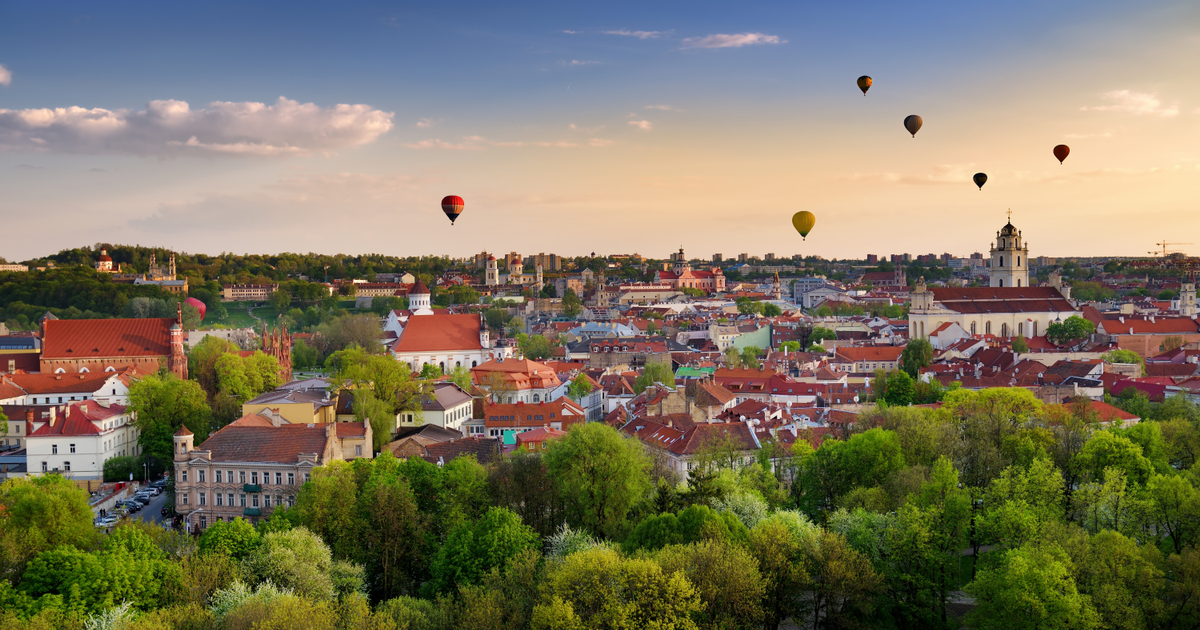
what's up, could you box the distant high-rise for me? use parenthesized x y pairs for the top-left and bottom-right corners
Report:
(713, 253), (723, 263)
(527, 252), (562, 271)
(866, 254), (878, 265)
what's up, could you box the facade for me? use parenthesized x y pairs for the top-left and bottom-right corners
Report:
(221, 284), (280, 301)
(241, 379), (337, 425)
(40, 313), (188, 379)
(26, 400), (138, 479)
(0, 370), (134, 407)
(173, 413), (372, 531)
(470, 399), (586, 438)
(391, 283), (496, 371)
(655, 248), (726, 293)
(471, 358), (564, 403)
(527, 252), (562, 271)
(989, 219), (1030, 288)
(832, 346), (905, 374)
(260, 325), (294, 383)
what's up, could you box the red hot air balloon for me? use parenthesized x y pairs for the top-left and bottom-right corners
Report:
(1053, 144), (1070, 164)
(184, 297), (207, 321)
(441, 196), (465, 225)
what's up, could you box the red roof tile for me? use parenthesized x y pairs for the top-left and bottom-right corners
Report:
(42, 318), (175, 359)
(392, 314), (483, 353)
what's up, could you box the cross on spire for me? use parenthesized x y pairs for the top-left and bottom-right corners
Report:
(1007, 208), (1012, 221)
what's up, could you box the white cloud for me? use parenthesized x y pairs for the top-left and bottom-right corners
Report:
(628, 120), (653, 131)
(1063, 131), (1113, 139)
(681, 32), (785, 49)
(603, 29), (665, 39)
(561, 30), (581, 34)
(645, 104), (678, 111)
(563, 59), (600, 66)
(401, 138), (484, 151)
(0, 64), (11, 86)
(1082, 90), (1178, 117)
(415, 118), (439, 128)
(839, 164), (977, 185)
(0, 96), (394, 157)
(404, 135), (616, 150)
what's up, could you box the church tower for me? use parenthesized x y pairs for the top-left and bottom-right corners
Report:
(772, 272), (782, 300)
(536, 264), (543, 292)
(509, 255), (524, 284)
(1181, 283), (1197, 317)
(672, 247), (691, 275)
(485, 255), (499, 286)
(989, 214), (1030, 288)
(410, 281), (433, 315)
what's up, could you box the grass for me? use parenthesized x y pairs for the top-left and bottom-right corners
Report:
(205, 301), (261, 329)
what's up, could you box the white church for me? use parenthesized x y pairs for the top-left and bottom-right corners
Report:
(390, 282), (510, 373)
(909, 217), (1082, 340)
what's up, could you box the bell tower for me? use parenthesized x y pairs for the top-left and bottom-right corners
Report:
(989, 211), (1030, 289)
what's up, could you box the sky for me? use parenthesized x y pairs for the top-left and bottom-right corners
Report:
(1, 0), (1198, 263)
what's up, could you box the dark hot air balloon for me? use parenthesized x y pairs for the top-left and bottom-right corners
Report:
(441, 195), (465, 225)
(1053, 145), (1070, 164)
(857, 75), (872, 95)
(973, 173), (987, 190)
(184, 297), (206, 321)
(904, 115), (923, 137)
(792, 211), (816, 240)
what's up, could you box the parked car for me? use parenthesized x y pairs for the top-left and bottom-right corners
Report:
(135, 492), (154, 502)
(160, 506), (174, 518)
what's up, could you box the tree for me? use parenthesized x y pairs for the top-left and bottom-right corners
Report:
(561, 289), (583, 319)
(1102, 349), (1145, 367)
(517, 333), (554, 361)
(740, 346), (762, 370)
(428, 507), (538, 594)
(809, 530), (883, 629)
(899, 338), (934, 377)
(811, 327), (838, 343)
(198, 518), (262, 561)
(566, 373), (594, 402)
(876, 369), (916, 406)
(270, 288), (292, 312)
(241, 527), (358, 601)
(761, 303), (783, 317)
(1013, 335), (1030, 353)
(1161, 335), (1185, 353)
(634, 362), (676, 394)
(654, 540), (766, 630)
(489, 452), (566, 539)
(328, 347), (426, 449)
(736, 297), (763, 316)
(214, 351), (282, 406)
(778, 341), (802, 353)
(448, 365), (474, 392)
(749, 513), (817, 630)
(1073, 430), (1154, 485)
(544, 423), (651, 537)
(484, 308), (511, 334)
(1145, 473), (1200, 554)
(1046, 315), (1095, 347)
(129, 373), (212, 468)
(966, 544), (1101, 630)
(0, 475), (100, 583)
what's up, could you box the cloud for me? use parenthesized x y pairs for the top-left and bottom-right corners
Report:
(404, 135), (616, 150)
(644, 105), (678, 111)
(0, 96), (394, 157)
(628, 120), (653, 131)
(415, 118), (439, 128)
(681, 32), (785, 49)
(15, 164), (42, 169)
(1082, 90), (1178, 117)
(561, 30), (581, 34)
(562, 60), (600, 66)
(839, 164), (978, 185)
(0, 64), (11, 86)
(1063, 131), (1113, 139)
(603, 29), (665, 39)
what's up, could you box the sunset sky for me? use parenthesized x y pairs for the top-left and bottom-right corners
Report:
(1, 0), (1198, 262)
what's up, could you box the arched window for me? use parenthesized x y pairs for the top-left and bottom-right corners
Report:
(920, 322), (925, 338)
(1000, 256), (1004, 267)
(79, 367), (89, 373)
(472, 361), (477, 368)
(999, 279), (1004, 287)
(1018, 322), (1024, 336)
(456, 361), (461, 368)
(439, 362), (445, 373)
(970, 322), (976, 334)
(1033, 321), (1038, 337)
(1017, 279), (1022, 287)
(1001, 323), (1008, 337)
(985, 321), (992, 335)
(1017, 256), (1021, 267)
(532, 394), (540, 402)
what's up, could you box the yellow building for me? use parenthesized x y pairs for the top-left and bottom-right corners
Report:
(241, 378), (337, 425)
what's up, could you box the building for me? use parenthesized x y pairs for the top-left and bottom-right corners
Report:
(859, 268), (906, 288)
(26, 400), (138, 479)
(471, 358), (563, 403)
(468, 399), (586, 439)
(95, 249), (115, 273)
(0, 330), (41, 373)
(832, 346), (904, 374)
(172, 413), (372, 531)
(391, 283), (498, 371)
(40, 312), (188, 379)
(0, 370), (135, 407)
(654, 247), (726, 293)
(260, 325), (294, 383)
(527, 253), (562, 271)
(0, 264), (29, 272)
(241, 378), (337, 425)
(222, 284), (280, 302)
(397, 382), (475, 432)
(909, 218), (1080, 340)
(515, 427), (566, 452)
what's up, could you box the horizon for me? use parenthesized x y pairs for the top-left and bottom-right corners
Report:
(2, 1), (1198, 261)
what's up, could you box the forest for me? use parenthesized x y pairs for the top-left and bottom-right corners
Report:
(1, 384), (1199, 630)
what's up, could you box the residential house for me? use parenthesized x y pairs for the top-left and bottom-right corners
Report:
(26, 400), (138, 479)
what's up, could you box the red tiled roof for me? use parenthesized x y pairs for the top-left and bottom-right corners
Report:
(483, 399), (585, 428)
(4, 371), (120, 395)
(198, 423), (329, 464)
(834, 346), (904, 362)
(392, 314), (482, 353)
(516, 427), (565, 443)
(29, 400), (126, 437)
(42, 318), (175, 359)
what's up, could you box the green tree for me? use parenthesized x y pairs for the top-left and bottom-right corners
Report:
(1046, 315), (1096, 347)
(1145, 473), (1200, 554)
(761, 303), (782, 317)
(966, 543), (1101, 630)
(328, 347), (426, 449)
(241, 527), (359, 601)
(876, 369), (916, 406)
(566, 373), (594, 402)
(811, 327), (838, 343)
(1102, 349), (1145, 368)
(0, 475), (100, 583)
(1013, 335), (1030, 353)
(899, 338), (934, 377)
(517, 333), (554, 361)
(749, 513), (817, 630)
(654, 540), (766, 630)
(428, 507), (538, 594)
(561, 289), (583, 319)
(129, 373), (212, 468)
(633, 362), (676, 394)
(544, 423), (651, 538)
(1073, 430), (1154, 485)
(198, 518), (262, 561)
(214, 351), (282, 405)
(448, 365), (474, 392)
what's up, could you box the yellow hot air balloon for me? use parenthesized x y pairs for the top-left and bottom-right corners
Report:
(792, 211), (816, 240)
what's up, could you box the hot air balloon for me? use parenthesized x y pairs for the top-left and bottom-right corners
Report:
(184, 297), (206, 321)
(904, 115), (923, 138)
(857, 75), (872, 95)
(1053, 144), (1070, 164)
(973, 173), (987, 190)
(441, 195), (465, 225)
(792, 211), (816, 240)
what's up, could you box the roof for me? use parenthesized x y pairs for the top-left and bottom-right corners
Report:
(483, 399), (586, 427)
(28, 400), (127, 437)
(421, 382), (474, 411)
(411, 281), (429, 295)
(516, 427), (566, 443)
(42, 318), (175, 359)
(392, 314), (482, 353)
(834, 346), (905, 362)
(422, 438), (501, 465)
(174, 425), (193, 436)
(245, 388), (333, 409)
(3, 371), (121, 396)
(930, 287), (1076, 314)
(198, 422), (334, 464)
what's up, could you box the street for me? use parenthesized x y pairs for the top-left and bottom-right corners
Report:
(133, 487), (171, 527)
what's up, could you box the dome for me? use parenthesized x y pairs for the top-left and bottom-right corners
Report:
(411, 280), (430, 295)
(999, 221), (1018, 236)
(512, 255), (523, 262)
(487, 254), (496, 261)
(98, 248), (112, 262)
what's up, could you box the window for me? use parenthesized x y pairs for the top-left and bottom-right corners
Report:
(216, 493), (223, 506)
(1017, 279), (1022, 287)
(239, 471), (246, 484)
(200, 516), (207, 529)
(264, 495), (271, 508)
(52, 444), (58, 455)
(215, 470), (222, 483)
(970, 322), (976, 334)
(69, 444), (75, 453)
(252, 495), (259, 508)
(42, 462), (47, 472)
(1018, 322), (1024, 336)
(228, 470), (234, 482)
(198, 470), (206, 483)
(287, 473), (295, 485)
(1001, 323), (1008, 337)
(275, 472), (282, 485)
(239, 494), (246, 507)
(199, 492), (206, 506)
(985, 321), (992, 335)
(227, 493), (234, 506)
(304, 473), (311, 483)
(999, 279), (1004, 287)
(1033, 321), (1039, 337)
(181, 470), (188, 482)
(63, 461), (71, 471)
(263, 471), (270, 485)
(251, 472), (258, 485)
(1017, 256), (1021, 267)
(999, 256), (1004, 267)
(355, 445), (362, 457)
(181, 494), (189, 505)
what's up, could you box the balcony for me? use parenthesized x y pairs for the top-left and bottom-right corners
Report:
(243, 508), (261, 517)
(243, 484), (261, 493)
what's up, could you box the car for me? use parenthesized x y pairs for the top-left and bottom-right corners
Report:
(160, 506), (174, 517)
(135, 492), (154, 502)
(122, 500), (143, 511)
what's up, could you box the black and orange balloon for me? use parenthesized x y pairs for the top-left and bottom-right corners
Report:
(904, 115), (923, 138)
(973, 173), (987, 190)
(441, 195), (465, 225)
(1053, 144), (1070, 164)
(857, 75), (872, 95)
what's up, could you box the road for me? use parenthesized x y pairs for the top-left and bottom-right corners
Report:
(134, 488), (171, 526)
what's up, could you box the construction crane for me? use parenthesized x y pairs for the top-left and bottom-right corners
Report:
(1148, 240), (1193, 258)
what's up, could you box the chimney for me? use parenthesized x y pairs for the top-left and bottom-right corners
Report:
(49, 406), (57, 427)
(25, 409), (34, 423)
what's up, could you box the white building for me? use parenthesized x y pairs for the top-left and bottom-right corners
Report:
(26, 400), (139, 479)
(0, 371), (133, 407)
(397, 382), (475, 432)
(391, 283), (505, 372)
(990, 217), (1030, 288)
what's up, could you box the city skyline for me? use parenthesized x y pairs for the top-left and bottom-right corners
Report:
(2, 0), (1198, 261)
